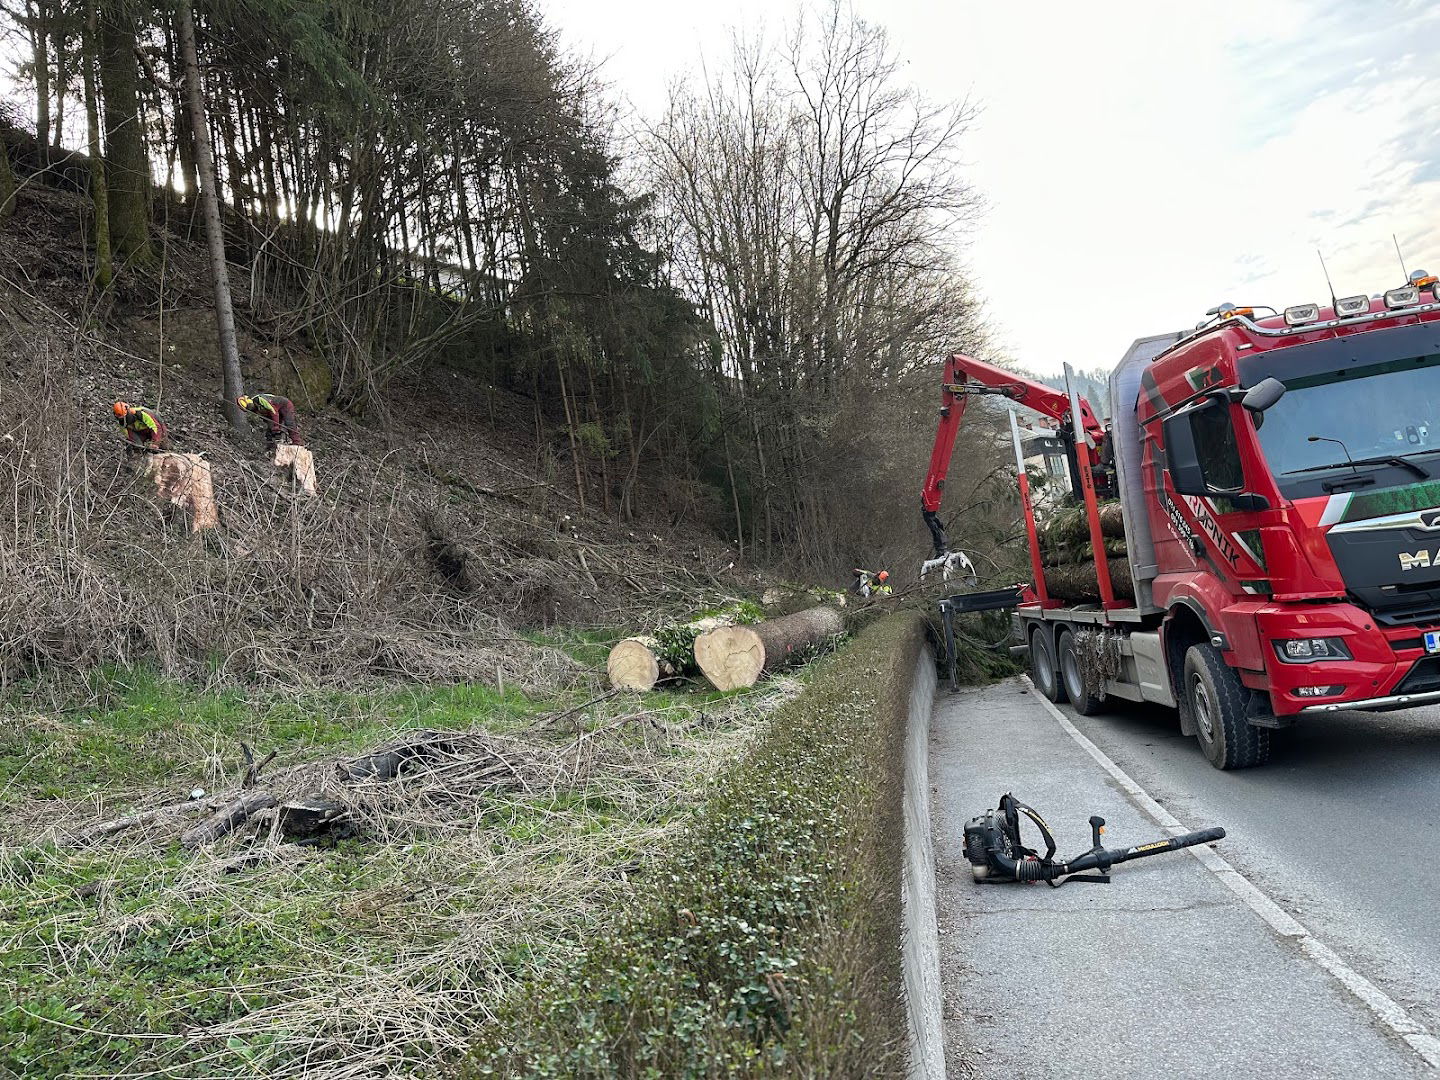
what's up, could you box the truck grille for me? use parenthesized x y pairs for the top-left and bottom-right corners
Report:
(1372, 599), (1440, 627)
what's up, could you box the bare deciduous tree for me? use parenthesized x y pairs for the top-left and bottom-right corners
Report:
(646, 3), (994, 569)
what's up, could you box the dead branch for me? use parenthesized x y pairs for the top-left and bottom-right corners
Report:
(181, 791), (280, 849)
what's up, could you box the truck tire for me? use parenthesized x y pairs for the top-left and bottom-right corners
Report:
(1029, 626), (1066, 703)
(1183, 643), (1270, 770)
(1058, 629), (1106, 716)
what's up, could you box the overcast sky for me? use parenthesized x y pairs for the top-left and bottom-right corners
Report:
(539, 0), (1440, 375)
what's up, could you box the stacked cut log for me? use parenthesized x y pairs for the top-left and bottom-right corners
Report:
(1038, 501), (1134, 603)
(692, 606), (845, 691)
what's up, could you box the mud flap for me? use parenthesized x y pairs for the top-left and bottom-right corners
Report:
(1245, 687), (1296, 729)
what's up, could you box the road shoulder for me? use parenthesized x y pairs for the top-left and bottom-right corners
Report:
(931, 677), (1426, 1079)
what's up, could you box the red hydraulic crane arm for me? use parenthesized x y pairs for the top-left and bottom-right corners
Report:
(921, 353), (1106, 562)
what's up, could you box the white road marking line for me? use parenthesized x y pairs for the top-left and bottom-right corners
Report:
(1021, 676), (1440, 1071)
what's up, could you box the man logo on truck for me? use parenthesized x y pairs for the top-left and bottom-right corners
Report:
(1400, 550), (1435, 571)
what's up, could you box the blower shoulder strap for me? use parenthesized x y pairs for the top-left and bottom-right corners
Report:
(999, 792), (1056, 862)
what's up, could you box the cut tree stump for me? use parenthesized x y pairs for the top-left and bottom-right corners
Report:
(142, 452), (219, 532)
(692, 605), (845, 691)
(274, 444), (317, 496)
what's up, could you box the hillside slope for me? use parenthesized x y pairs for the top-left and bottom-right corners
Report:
(0, 184), (751, 690)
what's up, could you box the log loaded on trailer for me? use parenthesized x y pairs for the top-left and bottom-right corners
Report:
(925, 270), (1440, 770)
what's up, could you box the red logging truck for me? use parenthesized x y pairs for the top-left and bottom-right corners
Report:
(927, 272), (1440, 769)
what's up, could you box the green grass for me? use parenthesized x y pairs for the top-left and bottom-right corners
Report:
(0, 665), (774, 1079)
(519, 627), (620, 669)
(0, 666), (540, 807)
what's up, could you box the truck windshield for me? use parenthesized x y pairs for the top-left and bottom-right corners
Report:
(1252, 349), (1440, 494)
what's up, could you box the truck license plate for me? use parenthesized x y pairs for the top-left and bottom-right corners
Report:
(1425, 631), (1440, 654)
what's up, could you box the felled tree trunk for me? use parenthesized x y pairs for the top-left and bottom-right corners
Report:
(277, 795), (349, 841)
(1042, 557), (1135, 603)
(181, 791), (278, 848)
(693, 606), (845, 691)
(606, 615), (734, 691)
(338, 730), (459, 782)
(1041, 536), (1128, 567)
(607, 637), (667, 691)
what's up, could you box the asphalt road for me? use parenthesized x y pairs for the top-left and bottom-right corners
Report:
(1059, 692), (1440, 1036)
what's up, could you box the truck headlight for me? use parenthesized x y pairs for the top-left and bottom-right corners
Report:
(1274, 637), (1352, 662)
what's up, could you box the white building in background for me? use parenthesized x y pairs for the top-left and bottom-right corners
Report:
(1016, 416), (1072, 489)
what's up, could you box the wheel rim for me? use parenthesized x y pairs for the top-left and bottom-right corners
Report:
(1061, 645), (1083, 701)
(1034, 637), (1054, 693)
(1192, 674), (1216, 741)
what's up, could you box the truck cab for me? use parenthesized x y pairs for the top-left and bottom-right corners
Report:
(1082, 279), (1440, 766)
(1021, 275), (1440, 769)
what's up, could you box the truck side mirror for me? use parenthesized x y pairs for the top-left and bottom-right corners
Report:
(1240, 377), (1286, 413)
(1163, 411), (1210, 495)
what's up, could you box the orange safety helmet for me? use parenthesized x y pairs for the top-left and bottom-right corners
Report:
(877, 570), (889, 582)
(112, 401), (129, 417)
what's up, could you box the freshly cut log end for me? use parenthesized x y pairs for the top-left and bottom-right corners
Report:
(692, 626), (765, 691)
(693, 606), (845, 690)
(607, 637), (661, 691)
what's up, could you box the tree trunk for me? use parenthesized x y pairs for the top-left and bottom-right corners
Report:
(693, 606), (845, 691)
(607, 616), (738, 691)
(607, 638), (664, 691)
(0, 145), (14, 224)
(26, 0), (51, 168)
(98, 0), (152, 266)
(1041, 557), (1135, 604)
(1040, 501), (1126, 546)
(181, 791), (278, 848)
(175, 0), (245, 431)
(82, 0), (111, 287)
(51, 21), (66, 151)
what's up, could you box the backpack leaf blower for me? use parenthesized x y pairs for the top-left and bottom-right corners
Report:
(964, 793), (1225, 886)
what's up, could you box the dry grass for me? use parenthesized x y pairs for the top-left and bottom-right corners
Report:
(0, 329), (603, 697)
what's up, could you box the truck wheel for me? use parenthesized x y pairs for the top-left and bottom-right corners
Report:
(1058, 629), (1106, 716)
(1029, 627), (1066, 703)
(1184, 643), (1270, 770)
